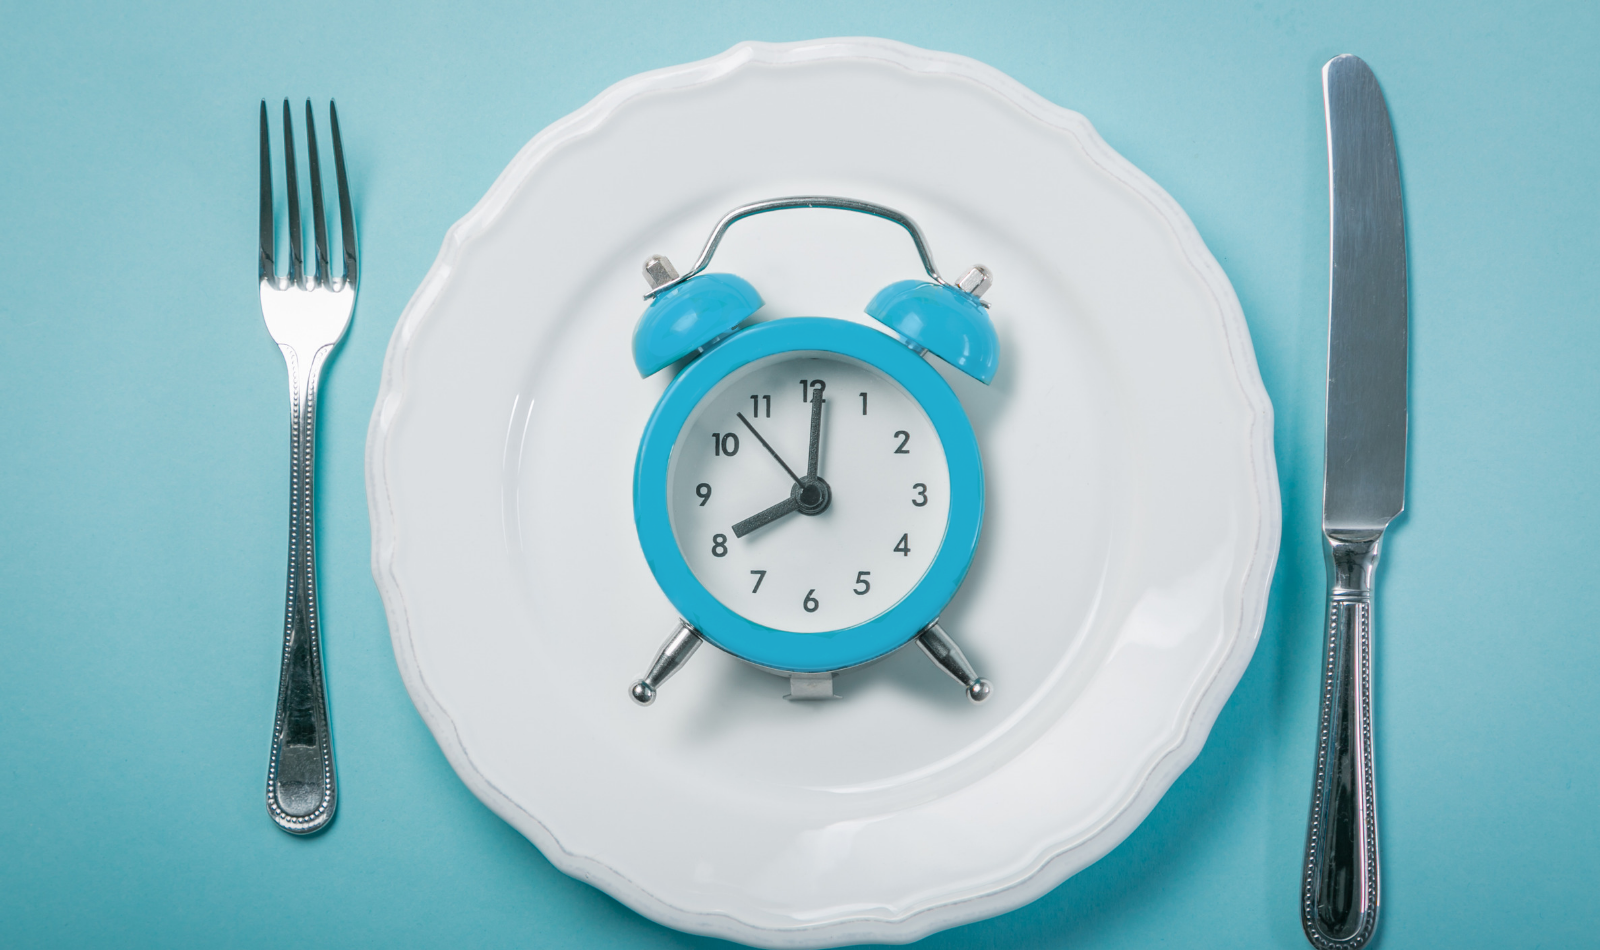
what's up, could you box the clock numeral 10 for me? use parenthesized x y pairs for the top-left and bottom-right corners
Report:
(711, 432), (740, 456)
(894, 534), (910, 556)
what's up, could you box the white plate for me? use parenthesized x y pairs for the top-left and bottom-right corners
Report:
(367, 37), (1279, 948)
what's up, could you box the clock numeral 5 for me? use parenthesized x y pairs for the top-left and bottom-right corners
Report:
(853, 571), (871, 595)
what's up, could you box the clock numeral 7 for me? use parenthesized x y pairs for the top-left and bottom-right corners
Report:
(750, 570), (766, 593)
(853, 571), (871, 595)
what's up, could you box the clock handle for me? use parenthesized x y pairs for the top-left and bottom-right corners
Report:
(629, 620), (704, 706)
(916, 622), (992, 703)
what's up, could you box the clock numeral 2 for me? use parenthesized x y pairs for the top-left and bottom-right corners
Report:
(854, 571), (871, 595)
(711, 432), (740, 456)
(750, 570), (766, 593)
(712, 534), (728, 557)
(893, 430), (910, 454)
(803, 589), (819, 613)
(894, 534), (910, 556)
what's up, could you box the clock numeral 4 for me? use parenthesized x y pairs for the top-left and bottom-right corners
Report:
(894, 533), (910, 556)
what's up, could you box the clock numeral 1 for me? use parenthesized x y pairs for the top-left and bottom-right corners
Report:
(711, 432), (740, 456)
(712, 534), (728, 557)
(860, 392), (868, 415)
(750, 570), (766, 593)
(854, 571), (871, 595)
(894, 533), (910, 556)
(803, 589), (819, 613)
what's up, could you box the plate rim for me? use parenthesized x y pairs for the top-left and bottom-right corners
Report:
(366, 35), (1281, 948)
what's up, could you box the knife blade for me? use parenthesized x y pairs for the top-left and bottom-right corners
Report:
(1302, 53), (1407, 950)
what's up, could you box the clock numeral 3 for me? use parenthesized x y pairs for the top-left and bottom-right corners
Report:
(894, 533), (910, 556)
(695, 483), (712, 506)
(711, 534), (728, 557)
(893, 430), (910, 454)
(750, 570), (766, 593)
(853, 571), (871, 595)
(911, 483), (927, 506)
(803, 589), (819, 613)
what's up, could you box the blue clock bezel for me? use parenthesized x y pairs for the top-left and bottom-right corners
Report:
(633, 317), (984, 673)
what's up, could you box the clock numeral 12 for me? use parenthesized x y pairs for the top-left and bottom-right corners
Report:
(798, 379), (826, 402)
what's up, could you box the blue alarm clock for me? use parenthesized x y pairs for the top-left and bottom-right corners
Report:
(628, 197), (996, 705)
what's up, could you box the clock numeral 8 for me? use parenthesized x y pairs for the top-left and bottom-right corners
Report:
(711, 533), (728, 557)
(803, 589), (819, 613)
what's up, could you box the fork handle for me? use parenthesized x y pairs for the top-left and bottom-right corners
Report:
(1302, 535), (1382, 948)
(266, 343), (337, 834)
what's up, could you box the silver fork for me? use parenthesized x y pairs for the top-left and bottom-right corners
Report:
(258, 99), (357, 835)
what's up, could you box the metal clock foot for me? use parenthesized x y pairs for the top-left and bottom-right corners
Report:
(916, 621), (992, 702)
(630, 620), (704, 705)
(786, 672), (837, 701)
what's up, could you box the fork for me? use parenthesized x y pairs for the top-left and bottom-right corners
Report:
(258, 99), (357, 834)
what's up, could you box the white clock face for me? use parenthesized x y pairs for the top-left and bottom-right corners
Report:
(668, 352), (951, 634)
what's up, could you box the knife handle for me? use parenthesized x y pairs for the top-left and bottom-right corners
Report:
(1303, 535), (1382, 949)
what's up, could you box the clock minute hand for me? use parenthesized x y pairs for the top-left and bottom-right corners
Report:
(733, 496), (800, 538)
(736, 412), (803, 487)
(806, 389), (823, 478)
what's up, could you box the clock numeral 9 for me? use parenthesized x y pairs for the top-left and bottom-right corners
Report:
(711, 432), (740, 456)
(894, 533), (910, 556)
(911, 483), (927, 506)
(893, 430), (910, 454)
(695, 483), (712, 506)
(711, 534), (728, 557)
(853, 571), (871, 595)
(803, 589), (819, 613)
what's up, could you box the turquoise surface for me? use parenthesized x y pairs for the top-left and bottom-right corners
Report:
(2, 2), (1596, 947)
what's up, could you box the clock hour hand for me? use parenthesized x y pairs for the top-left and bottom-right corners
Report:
(732, 496), (800, 538)
(737, 412), (803, 486)
(806, 387), (824, 478)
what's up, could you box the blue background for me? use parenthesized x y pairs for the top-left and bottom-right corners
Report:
(2, 2), (1594, 947)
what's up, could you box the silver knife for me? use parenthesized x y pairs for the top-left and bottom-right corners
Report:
(1302, 54), (1407, 950)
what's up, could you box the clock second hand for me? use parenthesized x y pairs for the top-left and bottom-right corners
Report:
(736, 411), (804, 487)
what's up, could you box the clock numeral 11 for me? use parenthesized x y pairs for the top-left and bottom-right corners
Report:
(749, 394), (770, 417)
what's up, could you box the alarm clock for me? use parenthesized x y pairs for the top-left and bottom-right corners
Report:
(628, 197), (996, 705)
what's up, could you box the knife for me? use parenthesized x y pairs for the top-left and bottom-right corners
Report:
(1302, 54), (1407, 950)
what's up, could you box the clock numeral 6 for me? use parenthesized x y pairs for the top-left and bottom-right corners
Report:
(853, 571), (871, 595)
(711, 432), (740, 456)
(911, 483), (927, 506)
(894, 533), (910, 556)
(712, 533), (728, 557)
(696, 483), (712, 506)
(803, 589), (819, 613)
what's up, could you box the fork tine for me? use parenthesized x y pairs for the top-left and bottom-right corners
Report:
(329, 101), (357, 287)
(259, 102), (274, 282)
(304, 100), (331, 287)
(281, 99), (303, 286)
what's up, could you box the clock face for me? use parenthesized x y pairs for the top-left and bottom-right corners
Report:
(668, 351), (951, 634)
